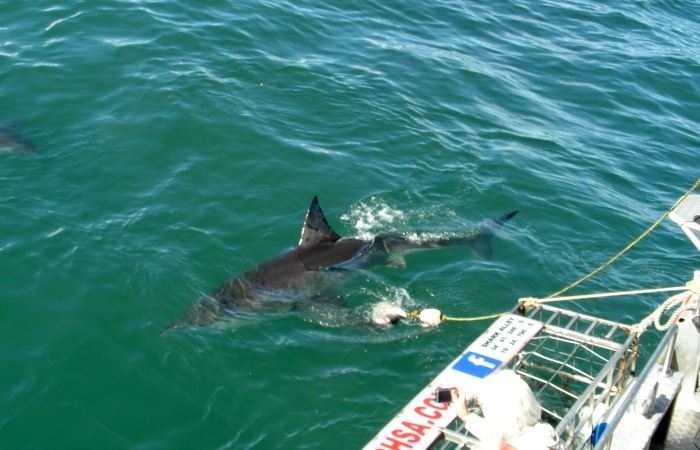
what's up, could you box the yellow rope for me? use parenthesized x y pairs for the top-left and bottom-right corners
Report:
(406, 310), (504, 322)
(441, 312), (504, 322)
(406, 311), (421, 319)
(546, 178), (700, 299)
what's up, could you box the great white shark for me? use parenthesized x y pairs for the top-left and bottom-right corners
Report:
(170, 196), (517, 330)
(0, 123), (36, 154)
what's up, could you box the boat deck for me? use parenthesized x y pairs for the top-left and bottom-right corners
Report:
(656, 390), (700, 450)
(610, 365), (682, 450)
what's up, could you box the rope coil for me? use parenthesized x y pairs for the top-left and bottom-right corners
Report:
(633, 291), (699, 333)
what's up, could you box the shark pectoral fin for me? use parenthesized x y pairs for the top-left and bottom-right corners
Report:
(387, 255), (407, 268)
(469, 237), (493, 260)
(469, 210), (519, 259)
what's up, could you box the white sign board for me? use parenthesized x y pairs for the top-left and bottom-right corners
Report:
(363, 314), (542, 450)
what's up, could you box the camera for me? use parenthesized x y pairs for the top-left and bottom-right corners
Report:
(434, 388), (452, 403)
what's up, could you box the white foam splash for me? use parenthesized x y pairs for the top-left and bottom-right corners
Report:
(340, 198), (406, 240)
(402, 230), (461, 244)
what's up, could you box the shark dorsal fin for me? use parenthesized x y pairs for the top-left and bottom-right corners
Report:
(298, 196), (341, 248)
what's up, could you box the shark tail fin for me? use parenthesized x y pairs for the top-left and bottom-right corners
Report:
(470, 210), (519, 259)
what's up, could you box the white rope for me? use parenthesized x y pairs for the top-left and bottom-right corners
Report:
(632, 291), (699, 334)
(518, 286), (688, 312)
(528, 286), (687, 304)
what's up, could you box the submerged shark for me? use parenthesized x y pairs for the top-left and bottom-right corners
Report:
(170, 197), (517, 330)
(0, 124), (36, 154)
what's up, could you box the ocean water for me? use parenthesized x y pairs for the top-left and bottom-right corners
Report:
(1, 1), (699, 449)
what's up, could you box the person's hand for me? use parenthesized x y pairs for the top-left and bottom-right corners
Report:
(449, 387), (460, 404)
(499, 439), (517, 450)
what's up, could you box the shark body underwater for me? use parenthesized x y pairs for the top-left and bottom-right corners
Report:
(0, 124), (36, 154)
(170, 197), (518, 330)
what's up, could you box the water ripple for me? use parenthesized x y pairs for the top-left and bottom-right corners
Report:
(2, 0), (699, 449)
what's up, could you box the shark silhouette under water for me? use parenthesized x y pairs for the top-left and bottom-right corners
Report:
(170, 196), (517, 330)
(0, 123), (36, 154)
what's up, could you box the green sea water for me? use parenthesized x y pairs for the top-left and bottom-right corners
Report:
(1, 1), (699, 449)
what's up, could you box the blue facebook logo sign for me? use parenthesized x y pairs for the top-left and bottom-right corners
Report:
(452, 352), (502, 378)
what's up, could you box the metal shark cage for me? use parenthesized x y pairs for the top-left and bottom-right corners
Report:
(507, 305), (641, 449)
(435, 304), (680, 450)
(432, 296), (696, 450)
